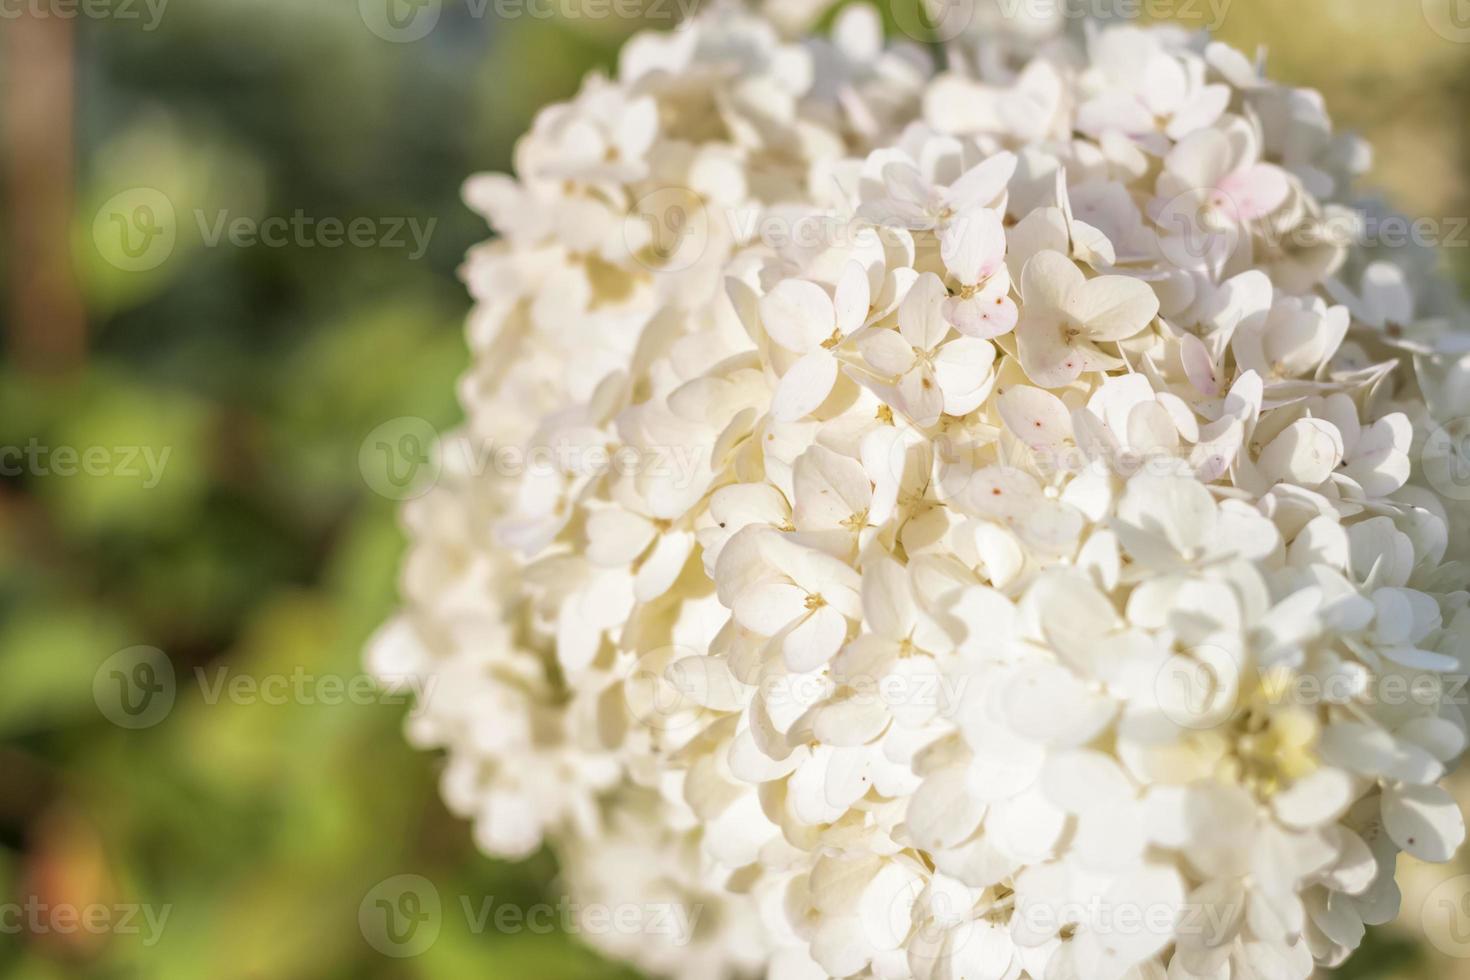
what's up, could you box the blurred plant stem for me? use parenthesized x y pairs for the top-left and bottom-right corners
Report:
(4, 11), (85, 375)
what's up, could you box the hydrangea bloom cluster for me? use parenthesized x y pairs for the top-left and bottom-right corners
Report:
(368, 4), (1470, 978)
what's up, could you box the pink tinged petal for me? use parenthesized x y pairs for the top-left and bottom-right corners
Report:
(1383, 783), (1467, 862)
(959, 466), (1044, 524)
(899, 271), (951, 352)
(1020, 249), (1084, 312)
(1016, 313), (1085, 388)
(940, 207), (1007, 286)
(945, 290), (1018, 340)
(772, 351), (840, 422)
(1069, 274), (1160, 341)
(1217, 163), (1290, 221)
(761, 279), (835, 353)
(1191, 418), (1243, 482)
(783, 604), (849, 672)
(943, 151), (1017, 213)
(998, 385), (1073, 452)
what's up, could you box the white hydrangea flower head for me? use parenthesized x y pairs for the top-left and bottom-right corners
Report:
(369, 3), (1470, 978)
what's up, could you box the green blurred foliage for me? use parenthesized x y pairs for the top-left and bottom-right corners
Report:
(1, 1), (656, 977)
(0, 1), (1466, 978)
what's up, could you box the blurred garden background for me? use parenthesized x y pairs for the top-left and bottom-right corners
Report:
(0, 0), (1468, 977)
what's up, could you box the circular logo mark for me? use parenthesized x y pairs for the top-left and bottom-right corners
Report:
(893, 0), (976, 43)
(622, 645), (726, 736)
(1154, 189), (1243, 274)
(1424, 0), (1470, 43)
(360, 417), (441, 501)
(94, 646), (176, 729)
(1424, 874), (1470, 958)
(624, 188), (710, 274)
(93, 188), (177, 273)
(360, 875), (442, 958)
(1424, 417), (1470, 503)
(360, 0), (442, 42)
(1154, 644), (1243, 732)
